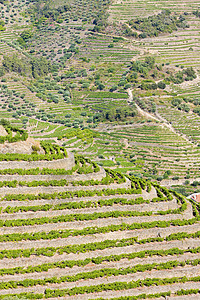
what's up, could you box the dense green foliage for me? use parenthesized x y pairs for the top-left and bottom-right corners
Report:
(29, 0), (112, 25)
(127, 57), (196, 90)
(167, 66), (196, 84)
(128, 10), (189, 38)
(2, 55), (52, 78)
(171, 97), (190, 112)
(95, 105), (137, 122)
(0, 119), (28, 143)
(193, 9), (200, 18)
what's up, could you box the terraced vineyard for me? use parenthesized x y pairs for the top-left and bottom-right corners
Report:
(1, 0), (200, 298)
(0, 136), (200, 300)
(0, 0), (199, 186)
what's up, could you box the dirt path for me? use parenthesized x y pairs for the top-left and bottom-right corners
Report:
(127, 89), (194, 145)
(127, 89), (160, 121)
(155, 111), (193, 145)
(30, 124), (62, 137)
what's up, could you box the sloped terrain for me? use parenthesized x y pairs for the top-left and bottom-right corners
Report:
(0, 138), (198, 299)
(0, 0), (194, 189)
(0, 0), (200, 298)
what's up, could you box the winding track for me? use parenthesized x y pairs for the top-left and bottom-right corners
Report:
(127, 88), (194, 146)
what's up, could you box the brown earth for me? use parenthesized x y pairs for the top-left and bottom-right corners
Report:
(0, 137), (45, 155)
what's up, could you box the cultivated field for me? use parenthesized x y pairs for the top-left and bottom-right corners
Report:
(0, 0), (199, 298)
(0, 144), (199, 300)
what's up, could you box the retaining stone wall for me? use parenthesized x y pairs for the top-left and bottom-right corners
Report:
(1, 221), (200, 251)
(0, 177), (131, 196)
(0, 198), (179, 222)
(0, 167), (106, 182)
(0, 151), (75, 170)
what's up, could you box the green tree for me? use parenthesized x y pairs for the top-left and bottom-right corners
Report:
(20, 30), (33, 41)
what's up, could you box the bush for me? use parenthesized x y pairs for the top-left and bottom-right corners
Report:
(128, 11), (189, 38)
